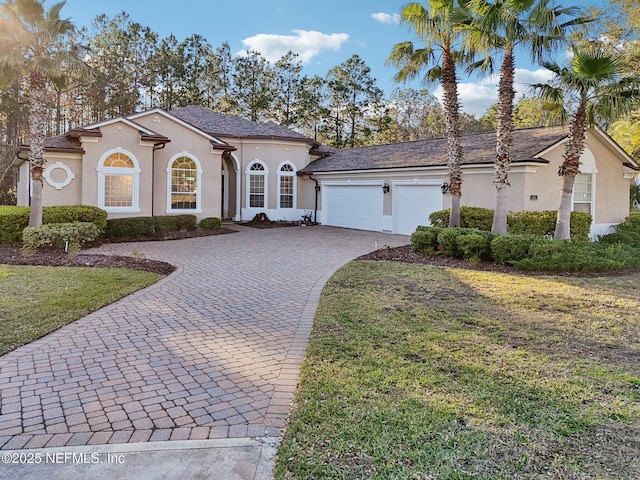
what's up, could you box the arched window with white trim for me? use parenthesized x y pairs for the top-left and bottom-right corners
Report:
(246, 161), (267, 208)
(167, 153), (202, 213)
(278, 162), (296, 209)
(97, 149), (140, 213)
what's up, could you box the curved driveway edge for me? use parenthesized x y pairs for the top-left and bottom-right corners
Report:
(0, 226), (408, 452)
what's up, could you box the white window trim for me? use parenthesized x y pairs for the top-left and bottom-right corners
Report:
(572, 148), (597, 217)
(166, 152), (203, 214)
(96, 147), (141, 214)
(245, 160), (268, 210)
(277, 160), (296, 210)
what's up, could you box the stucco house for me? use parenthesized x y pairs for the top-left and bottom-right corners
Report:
(17, 106), (639, 236)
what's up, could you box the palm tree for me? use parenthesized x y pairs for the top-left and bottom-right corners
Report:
(531, 45), (640, 239)
(0, 0), (87, 226)
(387, 1), (468, 228)
(458, 0), (586, 233)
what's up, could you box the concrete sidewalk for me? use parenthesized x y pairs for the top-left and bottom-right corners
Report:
(0, 437), (277, 479)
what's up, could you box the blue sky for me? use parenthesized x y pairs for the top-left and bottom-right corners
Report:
(62, 0), (602, 117)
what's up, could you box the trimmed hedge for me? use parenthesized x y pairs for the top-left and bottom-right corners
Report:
(0, 205), (107, 243)
(411, 226), (443, 254)
(429, 208), (592, 240)
(42, 206), (107, 232)
(105, 214), (199, 239)
(490, 234), (552, 265)
(412, 226), (495, 260)
(22, 222), (101, 251)
(413, 225), (640, 272)
(429, 206), (493, 230)
(199, 217), (222, 230)
(154, 214), (197, 232)
(105, 217), (156, 239)
(0, 206), (30, 243)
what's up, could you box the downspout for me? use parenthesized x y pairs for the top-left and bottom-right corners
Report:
(309, 175), (320, 224)
(152, 142), (166, 216)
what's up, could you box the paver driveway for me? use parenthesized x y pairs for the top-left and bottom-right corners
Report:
(0, 226), (408, 450)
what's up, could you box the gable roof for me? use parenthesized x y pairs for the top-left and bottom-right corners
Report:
(169, 105), (315, 143)
(300, 126), (578, 174)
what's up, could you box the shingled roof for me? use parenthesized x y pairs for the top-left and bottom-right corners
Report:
(170, 105), (315, 143)
(18, 134), (84, 154)
(299, 125), (573, 174)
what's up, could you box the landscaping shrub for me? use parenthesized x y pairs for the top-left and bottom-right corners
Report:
(437, 228), (463, 257)
(429, 206), (494, 230)
(42, 205), (107, 232)
(507, 210), (591, 240)
(0, 206), (30, 243)
(430, 208), (591, 240)
(105, 217), (156, 239)
(199, 217), (222, 230)
(22, 222), (101, 251)
(567, 212), (593, 241)
(490, 234), (551, 265)
(514, 241), (640, 272)
(456, 233), (491, 261)
(599, 213), (640, 248)
(154, 214), (197, 232)
(411, 227), (443, 254)
(0, 205), (107, 243)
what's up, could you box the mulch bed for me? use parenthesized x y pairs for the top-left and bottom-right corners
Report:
(0, 228), (236, 275)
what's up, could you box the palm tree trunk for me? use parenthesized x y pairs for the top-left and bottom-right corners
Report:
(555, 174), (575, 240)
(27, 70), (48, 228)
(554, 103), (587, 240)
(492, 46), (516, 234)
(441, 45), (464, 228)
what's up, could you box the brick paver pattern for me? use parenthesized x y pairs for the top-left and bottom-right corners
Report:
(0, 226), (407, 450)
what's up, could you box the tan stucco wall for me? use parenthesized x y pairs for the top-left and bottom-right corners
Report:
(219, 137), (313, 221)
(41, 154), (83, 206)
(133, 112), (224, 219)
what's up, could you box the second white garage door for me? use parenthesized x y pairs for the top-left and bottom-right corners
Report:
(322, 184), (383, 231)
(393, 184), (443, 235)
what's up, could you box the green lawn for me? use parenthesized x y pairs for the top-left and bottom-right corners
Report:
(0, 265), (161, 356)
(276, 261), (640, 479)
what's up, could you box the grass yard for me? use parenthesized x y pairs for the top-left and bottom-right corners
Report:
(276, 261), (640, 479)
(0, 265), (161, 356)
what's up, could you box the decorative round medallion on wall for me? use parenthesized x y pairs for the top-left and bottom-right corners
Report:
(43, 162), (75, 190)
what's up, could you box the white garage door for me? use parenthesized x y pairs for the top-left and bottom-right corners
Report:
(323, 184), (383, 231)
(393, 184), (442, 235)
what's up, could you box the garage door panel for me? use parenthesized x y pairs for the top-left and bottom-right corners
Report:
(393, 185), (442, 235)
(324, 185), (383, 231)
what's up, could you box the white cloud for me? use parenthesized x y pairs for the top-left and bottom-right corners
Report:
(514, 68), (555, 85)
(433, 68), (556, 117)
(371, 12), (401, 25)
(434, 83), (498, 117)
(240, 30), (349, 64)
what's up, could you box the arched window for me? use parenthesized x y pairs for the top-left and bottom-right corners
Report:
(247, 161), (267, 208)
(278, 162), (296, 209)
(167, 154), (202, 212)
(97, 149), (140, 213)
